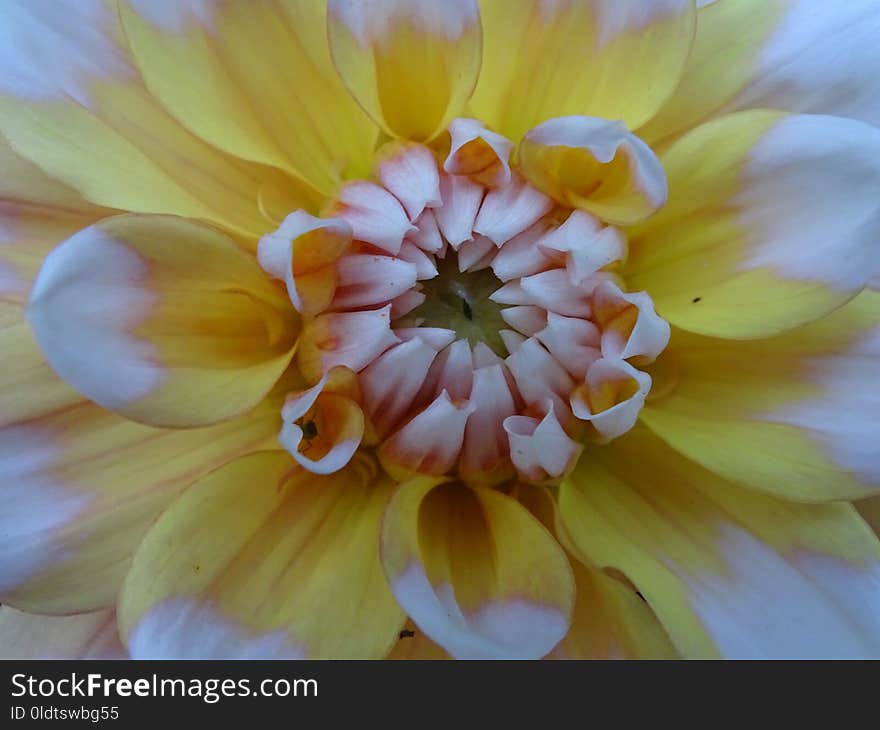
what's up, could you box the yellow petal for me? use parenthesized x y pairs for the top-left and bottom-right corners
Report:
(471, 0), (696, 142)
(518, 116), (667, 226)
(327, 0), (482, 141)
(627, 111), (880, 338)
(0, 607), (125, 659)
(119, 0), (375, 194)
(27, 214), (298, 428)
(560, 427), (880, 658)
(0, 1), (315, 238)
(118, 451), (405, 659)
(642, 290), (880, 502)
(381, 475), (574, 658)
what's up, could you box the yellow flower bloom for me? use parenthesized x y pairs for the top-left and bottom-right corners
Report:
(2, 0), (880, 659)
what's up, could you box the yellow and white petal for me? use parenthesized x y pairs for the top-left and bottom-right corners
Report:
(327, 0), (482, 142)
(381, 476), (574, 659)
(642, 290), (880, 502)
(570, 358), (652, 442)
(120, 0), (376, 194)
(279, 368), (365, 475)
(119, 451), (405, 659)
(258, 210), (352, 316)
(643, 0), (880, 143)
(0, 607), (125, 659)
(471, 0), (696, 143)
(444, 118), (513, 187)
(0, 1), (308, 238)
(519, 116), (667, 226)
(27, 214), (297, 428)
(627, 111), (880, 338)
(560, 427), (880, 659)
(0, 374), (286, 614)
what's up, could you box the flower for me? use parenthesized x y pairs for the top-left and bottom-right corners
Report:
(2, 0), (880, 660)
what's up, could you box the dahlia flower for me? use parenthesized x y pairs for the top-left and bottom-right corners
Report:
(2, 0), (880, 661)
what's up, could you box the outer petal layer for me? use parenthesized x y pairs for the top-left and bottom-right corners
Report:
(0, 371), (287, 614)
(0, 0), (309, 238)
(327, 0), (482, 141)
(471, 0), (696, 141)
(27, 214), (297, 427)
(119, 452), (405, 659)
(627, 112), (880, 338)
(514, 482), (677, 659)
(642, 0), (880, 142)
(560, 427), (880, 659)
(120, 0), (376, 193)
(381, 476), (574, 659)
(643, 291), (880, 502)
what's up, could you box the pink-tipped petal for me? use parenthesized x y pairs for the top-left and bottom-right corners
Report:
(409, 208), (444, 253)
(538, 211), (627, 285)
(332, 181), (415, 254)
(505, 337), (574, 417)
(473, 175), (554, 247)
(457, 235), (496, 272)
(397, 241), (439, 280)
(501, 306), (548, 337)
(537, 312), (602, 379)
(379, 391), (476, 479)
(361, 338), (440, 438)
(333, 253), (418, 310)
(390, 289), (426, 319)
(459, 364), (517, 485)
(427, 339), (475, 401)
(299, 306), (399, 380)
(504, 406), (583, 482)
(435, 173), (484, 249)
(376, 141), (442, 221)
(518, 269), (593, 318)
(490, 221), (556, 282)
(394, 328), (457, 351)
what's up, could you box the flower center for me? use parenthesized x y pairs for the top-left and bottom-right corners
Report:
(258, 124), (671, 486)
(397, 253), (507, 356)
